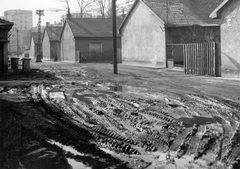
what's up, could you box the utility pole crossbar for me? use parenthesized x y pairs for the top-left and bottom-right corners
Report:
(36, 10), (44, 62)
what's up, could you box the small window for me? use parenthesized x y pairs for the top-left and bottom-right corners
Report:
(89, 43), (102, 53)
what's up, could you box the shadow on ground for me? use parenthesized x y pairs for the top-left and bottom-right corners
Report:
(0, 69), (60, 81)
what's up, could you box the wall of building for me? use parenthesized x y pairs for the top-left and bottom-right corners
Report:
(75, 37), (120, 53)
(221, 0), (240, 77)
(61, 22), (75, 61)
(42, 31), (50, 60)
(4, 10), (33, 54)
(121, 1), (166, 67)
(29, 37), (35, 59)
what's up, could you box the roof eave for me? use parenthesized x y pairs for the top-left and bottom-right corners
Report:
(210, 0), (229, 18)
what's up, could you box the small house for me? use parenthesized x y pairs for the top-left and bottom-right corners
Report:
(119, 0), (223, 69)
(211, 0), (240, 77)
(0, 18), (13, 74)
(29, 32), (43, 59)
(60, 18), (123, 62)
(42, 23), (63, 61)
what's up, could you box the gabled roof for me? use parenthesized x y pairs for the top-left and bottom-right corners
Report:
(143, 0), (224, 26)
(44, 25), (63, 41)
(66, 18), (123, 38)
(119, 0), (224, 32)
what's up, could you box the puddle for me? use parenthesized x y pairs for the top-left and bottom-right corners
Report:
(67, 158), (91, 169)
(178, 116), (225, 128)
(48, 140), (91, 169)
(108, 85), (147, 93)
(68, 89), (105, 104)
(49, 88), (66, 100)
(108, 85), (123, 92)
(48, 140), (84, 156)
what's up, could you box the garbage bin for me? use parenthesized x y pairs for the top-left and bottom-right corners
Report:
(167, 59), (174, 68)
(22, 58), (31, 73)
(11, 57), (20, 70)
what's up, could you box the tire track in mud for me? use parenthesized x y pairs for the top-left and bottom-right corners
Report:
(2, 84), (240, 169)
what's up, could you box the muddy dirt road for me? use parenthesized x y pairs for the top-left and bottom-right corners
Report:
(0, 61), (240, 169)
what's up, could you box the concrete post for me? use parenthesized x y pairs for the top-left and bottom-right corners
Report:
(22, 58), (31, 73)
(11, 57), (19, 70)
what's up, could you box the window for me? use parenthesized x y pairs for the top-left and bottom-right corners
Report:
(89, 43), (102, 53)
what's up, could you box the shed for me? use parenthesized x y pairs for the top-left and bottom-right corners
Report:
(29, 32), (43, 59)
(119, 0), (222, 71)
(60, 18), (123, 62)
(0, 18), (13, 74)
(42, 23), (63, 61)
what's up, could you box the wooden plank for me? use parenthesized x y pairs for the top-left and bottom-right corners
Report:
(209, 43), (213, 75)
(185, 44), (186, 74)
(213, 42), (216, 76)
(204, 43), (207, 75)
(194, 44), (197, 75)
(191, 44), (193, 74)
(201, 43), (204, 75)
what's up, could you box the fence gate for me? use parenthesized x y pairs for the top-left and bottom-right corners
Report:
(183, 42), (217, 76)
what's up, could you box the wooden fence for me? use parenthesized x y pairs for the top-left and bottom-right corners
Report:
(183, 42), (216, 76)
(78, 49), (122, 63)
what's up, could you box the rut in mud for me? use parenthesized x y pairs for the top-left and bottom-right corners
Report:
(0, 80), (240, 169)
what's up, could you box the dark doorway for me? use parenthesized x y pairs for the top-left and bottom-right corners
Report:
(167, 44), (184, 67)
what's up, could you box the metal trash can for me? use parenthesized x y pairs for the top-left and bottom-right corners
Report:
(22, 58), (31, 73)
(11, 57), (20, 70)
(167, 59), (174, 68)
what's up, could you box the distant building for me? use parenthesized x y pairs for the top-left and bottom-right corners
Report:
(29, 32), (43, 59)
(71, 12), (93, 18)
(60, 18), (122, 62)
(42, 22), (63, 61)
(4, 10), (33, 55)
(0, 18), (13, 74)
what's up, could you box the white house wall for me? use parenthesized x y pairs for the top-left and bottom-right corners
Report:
(221, 0), (240, 76)
(42, 31), (50, 60)
(29, 37), (35, 59)
(61, 22), (76, 61)
(121, 0), (166, 67)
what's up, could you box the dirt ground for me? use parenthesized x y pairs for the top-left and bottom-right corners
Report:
(0, 61), (240, 169)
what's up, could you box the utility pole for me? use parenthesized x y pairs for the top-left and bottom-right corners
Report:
(112, 0), (117, 74)
(16, 28), (19, 58)
(36, 10), (44, 62)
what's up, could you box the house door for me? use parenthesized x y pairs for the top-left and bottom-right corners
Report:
(166, 44), (184, 67)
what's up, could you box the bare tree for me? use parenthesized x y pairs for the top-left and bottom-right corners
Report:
(94, 0), (130, 18)
(56, 0), (72, 17)
(76, 0), (95, 18)
(94, 0), (110, 18)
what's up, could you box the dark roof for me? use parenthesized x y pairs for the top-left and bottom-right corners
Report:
(45, 26), (63, 41)
(67, 18), (123, 37)
(119, 0), (224, 32)
(32, 32), (43, 44)
(0, 18), (13, 28)
(143, 0), (224, 26)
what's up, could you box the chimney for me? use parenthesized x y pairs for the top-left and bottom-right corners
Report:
(46, 22), (50, 27)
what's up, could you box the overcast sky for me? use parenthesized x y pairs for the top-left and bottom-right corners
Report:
(0, 0), (129, 27)
(0, 0), (88, 26)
